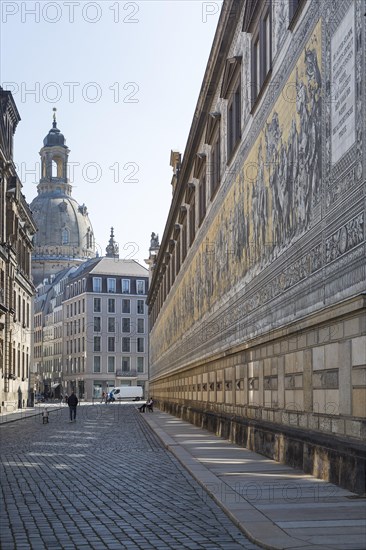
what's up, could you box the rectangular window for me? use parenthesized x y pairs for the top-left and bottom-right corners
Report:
(137, 318), (144, 333)
(198, 169), (207, 225)
(137, 356), (144, 373)
(93, 356), (101, 373)
(137, 337), (144, 353)
(122, 356), (130, 371)
(92, 277), (102, 292)
(94, 317), (101, 332)
(122, 299), (130, 313)
(136, 280), (145, 295)
(137, 299), (144, 314)
(94, 298), (101, 312)
(108, 298), (115, 313)
(94, 336), (101, 352)
(108, 317), (115, 332)
(108, 356), (115, 373)
(289, 0), (306, 28)
(251, 3), (272, 106)
(122, 337), (130, 352)
(122, 318), (130, 333)
(182, 217), (187, 261)
(210, 129), (221, 197)
(107, 278), (116, 293)
(108, 337), (115, 352)
(189, 198), (195, 246)
(227, 76), (241, 158)
(122, 279), (130, 294)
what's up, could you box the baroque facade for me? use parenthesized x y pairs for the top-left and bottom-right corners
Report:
(147, 0), (366, 492)
(0, 88), (37, 412)
(30, 110), (95, 286)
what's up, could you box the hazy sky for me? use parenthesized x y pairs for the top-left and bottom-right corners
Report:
(1, 0), (222, 263)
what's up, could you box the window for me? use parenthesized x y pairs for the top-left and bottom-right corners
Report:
(122, 318), (130, 333)
(122, 337), (130, 352)
(137, 318), (144, 333)
(182, 216), (187, 261)
(108, 356), (115, 373)
(93, 277), (102, 292)
(93, 356), (101, 373)
(136, 280), (145, 295)
(122, 357), (130, 371)
(250, 2), (272, 106)
(107, 278), (116, 293)
(122, 279), (130, 293)
(211, 129), (221, 197)
(189, 197), (195, 246)
(108, 317), (115, 332)
(137, 300), (144, 314)
(108, 298), (115, 313)
(137, 356), (144, 373)
(94, 317), (101, 332)
(94, 336), (101, 352)
(198, 167), (207, 225)
(227, 75), (241, 158)
(206, 112), (221, 197)
(108, 337), (115, 352)
(94, 297), (101, 312)
(61, 228), (69, 244)
(122, 299), (130, 313)
(137, 338), (144, 353)
(288, 0), (306, 29)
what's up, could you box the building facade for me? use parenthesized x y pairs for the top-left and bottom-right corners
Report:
(0, 88), (37, 412)
(147, 0), (366, 492)
(32, 267), (76, 399)
(30, 110), (95, 286)
(62, 249), (149, 400)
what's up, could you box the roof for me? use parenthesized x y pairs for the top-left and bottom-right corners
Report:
(90, 258), (148, 277)
(68, 257), (148, 279)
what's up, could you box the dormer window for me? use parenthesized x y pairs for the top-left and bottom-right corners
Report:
(61, 228), (69, 244)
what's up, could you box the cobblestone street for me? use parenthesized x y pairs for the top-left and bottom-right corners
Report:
(0, 405), (260, 549)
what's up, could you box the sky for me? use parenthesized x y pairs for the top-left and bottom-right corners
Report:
(1, 0), (222, 264)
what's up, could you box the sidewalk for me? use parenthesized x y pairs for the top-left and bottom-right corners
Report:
(0, 402), (64, 424)
(142, 410), (366, 550)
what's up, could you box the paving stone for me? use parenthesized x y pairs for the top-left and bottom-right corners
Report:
(0, 405), (259, 549)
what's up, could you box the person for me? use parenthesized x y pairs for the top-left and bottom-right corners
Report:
(146, 397), (154, 413)
(68, 391), (78, 422)
(101, 391), (105, 404)
(64, 394), (68, 404)
(138, 401), (146, 413)
(42, 408), (49, 424)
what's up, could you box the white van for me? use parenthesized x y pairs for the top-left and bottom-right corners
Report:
(109, 386), (143, 401)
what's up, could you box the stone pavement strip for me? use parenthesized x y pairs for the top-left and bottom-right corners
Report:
(0, 404), (261, 550)
(142, 410), (366, 550)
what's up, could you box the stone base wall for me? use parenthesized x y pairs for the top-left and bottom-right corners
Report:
(150, 295), (366, 494)
(157, 401), (366, 495)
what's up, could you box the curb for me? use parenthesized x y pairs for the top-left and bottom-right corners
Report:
(141, 413), (336, 550)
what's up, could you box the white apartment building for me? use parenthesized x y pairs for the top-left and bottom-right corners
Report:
(63, 256), (149, 399)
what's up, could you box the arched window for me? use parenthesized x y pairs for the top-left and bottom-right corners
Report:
(52, 160), (58, 178)
(62, 228), (69, 244)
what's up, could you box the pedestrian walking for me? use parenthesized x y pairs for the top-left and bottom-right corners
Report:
(68, 391), (78, 422)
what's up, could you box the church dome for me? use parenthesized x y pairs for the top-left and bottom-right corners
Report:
(30, 191), (94, 255)
(43, 124), (66, 148)
(31, 111), (96, 285)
